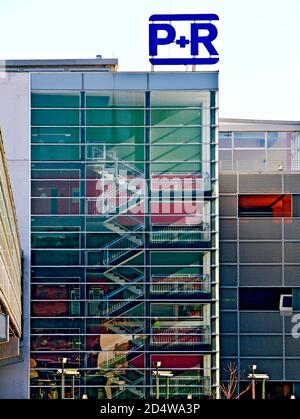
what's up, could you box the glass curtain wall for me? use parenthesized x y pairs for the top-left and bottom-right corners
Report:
(220, 131), (300, 172)
(30, 88), (218, 399)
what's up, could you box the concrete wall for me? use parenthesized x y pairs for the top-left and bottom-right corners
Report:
(0, 72), (30, 398)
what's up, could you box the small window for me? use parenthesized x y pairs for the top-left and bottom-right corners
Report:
(267, 132), (292, 149)
(219, 132), (232, 149)
(0, 313), (9, 342)
(240, 288), (291, 311)
(234, 132), (265, 148)
(279, 294), (293, 315)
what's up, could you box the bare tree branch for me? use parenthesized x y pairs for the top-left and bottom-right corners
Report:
(220, 363), (251, 399)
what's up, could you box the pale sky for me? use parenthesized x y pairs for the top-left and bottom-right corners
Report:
(1, 0), (299, 120)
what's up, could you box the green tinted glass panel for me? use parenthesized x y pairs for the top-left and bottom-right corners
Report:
(86, 217), (109, 232)
(86, 144), (144, 161)
(31, 145), (80, 161)
(151, 145), (201, 162)
(30, 86), (216, 397)
(86, 233), (118, 247)
(151, 91), (205, 107)
(32, 109), (79, 126)
(86, 91), (144, 108)
(151, 127), (202, 144)
(151, 251), (203, 266)
(86, 127), (144, 143)
(32, 179), (80, 197)
(31, 250), (80, 265)
(31, 216), (83, 230)
(31, 233), (80, 248)
(31, 168), (81, 180)
(31, 93), (80, 108)
(31, 127), (80, 143)
(151, 162), (202, 173)
(86, 94), (110, 108)
(86, 110), (144, 126)
(107, 145), (144, 161)
(151, 109), (201, 126)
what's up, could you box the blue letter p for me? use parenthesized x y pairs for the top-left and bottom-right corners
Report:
(149, 23), (176, 56)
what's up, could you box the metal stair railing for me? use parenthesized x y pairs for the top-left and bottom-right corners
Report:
(105, 320), (144, 335)
(105, 214), (144, 233)
(102, 295), (137, 317)
(151, 376), (211, 398)
(101, 275), (144, 302)
(105, 151), (143, 176)
(103, 230), (143, 266)
(93, 152), (146, 398)
(104, 266), (143, 282)
(98, 341), (144, 370)
(112, 376), (144, 399)
(103, 302), (144, 322)
(92, 148), (144, 215)
(98, 343), (145, 399)
(101, 286), (143, 317)
(98, 175), (145, 214)
(150, 274), (210, 295)
(150, 325), (211, 347)
(100, 170), (144, 200)
(150, 223), (211, 244)
(111, 350), (145, 400)
(120, 370), (144, 386)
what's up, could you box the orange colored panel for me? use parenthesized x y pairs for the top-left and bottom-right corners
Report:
(239, 194), (292, 217)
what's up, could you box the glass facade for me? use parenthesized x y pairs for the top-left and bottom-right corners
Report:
(30, 83), (218, 399)
(220, 131), (300, 172)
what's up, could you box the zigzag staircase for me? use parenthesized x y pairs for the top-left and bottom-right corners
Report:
(94, 150), (145, 398)
(92, 150), (210, 398)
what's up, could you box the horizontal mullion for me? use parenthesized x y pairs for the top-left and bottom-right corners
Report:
(31, 298), (215, 302)
(30, 159), (215, 163)
(31, 268), (217, 271)
(220, 147), (292, 151)
(31, 124), (217, 128)
(31, 249), (215, 252)
(29, 367), (209, 371)
(30, 350), (214, 355)
(30, 315), (217, 320)
(31, 282), (217, 286)
(31, 231), (218, 234)
(31, 106), (216, 110)
(30, 179), (217, 185)
(31, 142), (213, 145)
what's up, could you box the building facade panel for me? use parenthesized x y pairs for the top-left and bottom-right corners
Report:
(0, 131), (22, 337)
(29, 72), (219, 399)
(0, 72), (29, 399)
(220, 119), (300, 399)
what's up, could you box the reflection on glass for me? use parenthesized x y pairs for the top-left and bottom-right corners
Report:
(30, 89), (216, 399)
(234, 132), (265, 148)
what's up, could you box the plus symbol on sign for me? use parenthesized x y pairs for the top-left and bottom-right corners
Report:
(175, 36), (190, 48)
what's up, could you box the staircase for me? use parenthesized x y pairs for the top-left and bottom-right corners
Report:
(89, 148), (211, 399)
(112, 376), (144, 399)
(99, 275), (144, 317)
(89, 149), (146, 398)
(97, 338), (145, 399)
(96, 150), (144, 215)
